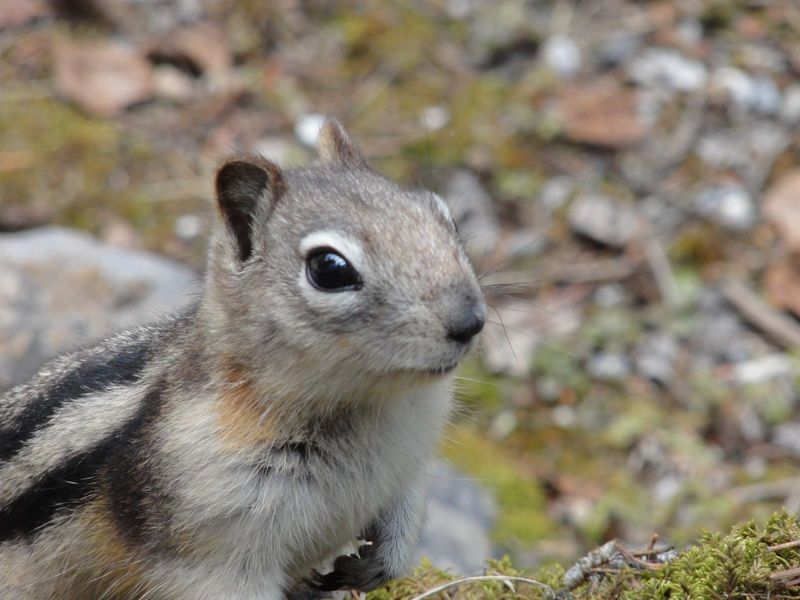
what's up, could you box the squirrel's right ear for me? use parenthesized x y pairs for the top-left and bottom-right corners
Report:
(215, 157), (285, 262)
(318, 119), (367, 169)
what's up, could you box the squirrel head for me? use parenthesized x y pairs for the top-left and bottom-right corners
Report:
(205, 119), (485, 404)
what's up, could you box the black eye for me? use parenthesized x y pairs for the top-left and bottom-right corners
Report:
(306, 248), (362, 291)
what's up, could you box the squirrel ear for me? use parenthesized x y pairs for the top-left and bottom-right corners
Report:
(318, 119), (367, 169)
(215, 157), (286, 262)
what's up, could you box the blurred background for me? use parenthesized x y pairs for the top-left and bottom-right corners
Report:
(3, 0), (800, 574)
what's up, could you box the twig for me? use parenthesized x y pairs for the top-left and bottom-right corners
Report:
(770, 566), (800, 581)
(641, 228), (678, 306)
(614, 543), (665, 571)
(719, 279), (800, 350)
(769, 540), (800, 552)
(409, 575), (556, 600)
(562, 540), (618, 591)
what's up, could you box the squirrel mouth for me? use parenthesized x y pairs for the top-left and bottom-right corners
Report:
(421, 361), (459, 377)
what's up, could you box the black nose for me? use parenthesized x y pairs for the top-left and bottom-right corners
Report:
(447, 304), (486, 343)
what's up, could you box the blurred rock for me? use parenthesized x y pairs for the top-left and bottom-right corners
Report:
(635, 331), (679, 384)
(0, 227), (198, 389)
(772, 423), (800, 459)
(542, 34), (581, 78)
(763, 170), (800, 252)
(586, 352), (631, 382)
(711, 68), (781, 115)
(764, 257), (800, 318)
(568, 194), (638, 248)
(695, 124), (788, 190)
(694, 185), (755, 231)
(0, 0), (51, 28)
(54, 39), (155, 117)
(444, 170), (501, 259)
(692, 290), (770, 366)
(628, 48), (707, 92)
(174, 214), (204, 241)
(418, 461), (496, 573)
(594, 284), (627, 308)
(294, 113), (327, 147)
(421, 105), (450, 131)
(555, 78), (647, 148)
(781, 85), (800, 125)
(539, 176), (573, 211)
(148, 22), (231, 87)
(152, 64), (195, 100)
(597, 34), (641, 67)
(732, 354), (794, 385)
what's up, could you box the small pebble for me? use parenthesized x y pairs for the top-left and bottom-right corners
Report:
(629, 48), (707, 92)
(174, 214), (203, 241)
(542, 34), (581, 78)
(568, 194), (638, 248)
(586, 352), (631, 382)
(694, 185), (755, 231)
(294, 113), (327, 147)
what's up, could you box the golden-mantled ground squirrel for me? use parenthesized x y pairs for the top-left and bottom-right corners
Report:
(0, 120), (485, 599)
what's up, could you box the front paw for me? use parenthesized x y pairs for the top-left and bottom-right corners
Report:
(309, 544), (392, 592)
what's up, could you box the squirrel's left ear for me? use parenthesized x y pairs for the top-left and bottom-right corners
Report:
(215, 157), (285, 262)
(318, 119), (367, 169)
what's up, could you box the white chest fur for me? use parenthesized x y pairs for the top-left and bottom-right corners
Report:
(160, 378), (452, 593)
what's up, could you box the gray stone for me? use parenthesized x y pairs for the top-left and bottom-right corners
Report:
(0, 226), (199, 389)
(417, 461), (497, 574)
(781, 85), (800, 125)
(542, 34), (581, 78)
(444, 170), (501, 259)
(711, 68), (781, 116)
(635, 331), (679, 384)
(586, 352), (631, 382)
(628, 48), (707, 92)
(694, 185), (755, 231)
(773, 423), (800, 459)
(568, 194), (638, 248)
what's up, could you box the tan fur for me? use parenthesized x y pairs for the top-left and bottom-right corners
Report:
(83, 497), (149, 599)
(216, 362), (278, 450)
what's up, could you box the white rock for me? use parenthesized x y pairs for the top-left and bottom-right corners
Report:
(711, 68), (781, 115)
(568, 194), (638, 248)
(294, 113), (327, 147)
(417, 461), (496, 573)
(587, 352), (631, 381)
(174, 214), (203, 241)
(781, 84), (800, 124)
(629, 48), (707, 92)
(695, 185), (756, 230)
(542, 34), (581, 78)
(421, 105), (450, 131)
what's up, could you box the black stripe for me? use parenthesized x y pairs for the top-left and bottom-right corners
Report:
(0, 339), (151, 462)
(0, 380), (165, 543)
(106, 382), (168, 544)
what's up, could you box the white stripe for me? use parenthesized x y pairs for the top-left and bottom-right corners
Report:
(0, 385), (144, 505)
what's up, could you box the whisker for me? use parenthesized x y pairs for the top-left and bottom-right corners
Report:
(487, 304), (518, 364)
(477, 234), (547, 282)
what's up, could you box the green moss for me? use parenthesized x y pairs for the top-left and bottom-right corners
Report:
(442, 426), (563, 548)
(374, 512), (800, 599)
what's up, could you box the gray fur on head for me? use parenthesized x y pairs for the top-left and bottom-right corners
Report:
(203, 118), (485, 415)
